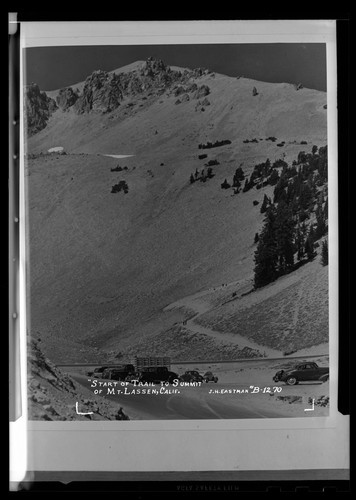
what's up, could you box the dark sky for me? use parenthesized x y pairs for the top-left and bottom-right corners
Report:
(24, 44), (327, 92)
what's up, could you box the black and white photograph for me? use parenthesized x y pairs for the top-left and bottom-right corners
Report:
(23, 37), (336, 421)
(8, 17), (352, 488)
(22, 34), (334, 423)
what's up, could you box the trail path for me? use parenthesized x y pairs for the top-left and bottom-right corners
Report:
(164, 278), (282, 358)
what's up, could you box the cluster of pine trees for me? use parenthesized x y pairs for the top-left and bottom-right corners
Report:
(242, 158), (282, 193)
(243, 138), (259, 144)
(198, 139), (231, 149)
(253, 146), (328, 289)
(190, 166), (214, 184)
(111, 165), (128, 172)
(111, 180), (129, 194)
(221, 166), (245, 193)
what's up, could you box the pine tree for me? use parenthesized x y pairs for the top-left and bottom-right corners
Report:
(317, 145), (328, 183)
(265, 158), (271, 169)
(221, 179), (231, 189)
(321, 239), (328, 266)
(254, 206), (278, 288)
(299, 182), (313, 210)
(315, 203), (327, 240)
(269, 169), (280, 186)
(234, 166), (245, 181)
(275, 200), (296, 272)
(323, 197), (328, 220)
(295, 224), (305, 261)
(260, 193), (270, 214)
(232, 176), (241, 189)
(254, 232), (259, 244)
(242, 178), (251, 192)
(304, 226), (316, 260)
(189, 173), (195, 184)
(286, 181), (295, 204)
(273, 174), (288, 203)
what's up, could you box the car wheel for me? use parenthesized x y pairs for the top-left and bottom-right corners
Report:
(286, 377), (298, 386)
(214, 379), (217, 383)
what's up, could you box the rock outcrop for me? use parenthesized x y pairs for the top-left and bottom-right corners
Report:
(24, 83), (57, 136)
(74, 70), (124, 114)
(26, 57), (215, 133)
(194, 84), (210, 99)
(56, 87), (79, 110)
(28, 338), (129, 421)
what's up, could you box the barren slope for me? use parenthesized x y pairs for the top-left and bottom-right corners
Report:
(25, 61), (328, 363)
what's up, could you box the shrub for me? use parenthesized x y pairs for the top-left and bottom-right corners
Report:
(205, 159), (220, 166)
(111, 180), (128, 194)
(221, 179), (231, 189)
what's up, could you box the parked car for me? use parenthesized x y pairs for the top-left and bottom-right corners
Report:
(102, 364), (136, 381)
(273, 362), (329, 385)
(125, 371), (140, 382)
(179, 370), (205, 383)
(88, 366), (108, 378)
(203, 371), (218, 383)
(138, 366), (179, 384)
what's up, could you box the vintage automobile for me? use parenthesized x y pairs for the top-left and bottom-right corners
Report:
(179, 370), (205, 383)
(273, 362), (329, 385)
(203, 371), (218, 383)
(102, 364), (136, 381)
(88, 366), (108, 378)
(138, 366), (179, 384)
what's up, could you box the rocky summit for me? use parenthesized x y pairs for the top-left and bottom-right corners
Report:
(26, 57), (212, 133)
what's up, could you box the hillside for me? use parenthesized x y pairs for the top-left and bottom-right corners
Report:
(27, 338), (129, 420)
(25, 57), (328, 364)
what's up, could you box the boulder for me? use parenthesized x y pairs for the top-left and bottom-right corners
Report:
(173, 86), (186, 97)
(194, 85), (210, 99)
(186, 82), (198, 93)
